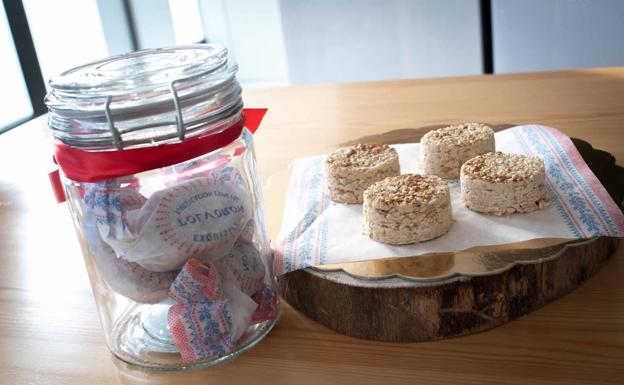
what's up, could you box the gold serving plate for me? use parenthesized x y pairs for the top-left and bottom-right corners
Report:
(313, 238), (574, 281)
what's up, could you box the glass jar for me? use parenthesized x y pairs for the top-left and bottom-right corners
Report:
(45, 45), (279, 370)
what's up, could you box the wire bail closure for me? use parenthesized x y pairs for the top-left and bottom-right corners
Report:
(105, 78), (189, 149)
(170, 79), (186, 142)
(104, 96), (123, 150)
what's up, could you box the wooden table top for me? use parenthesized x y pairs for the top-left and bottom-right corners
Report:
(1, 67), (623, 385)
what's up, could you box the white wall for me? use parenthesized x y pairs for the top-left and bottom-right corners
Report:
(129, 0), (176, 49)
(23, 0), (110, 85)
(199, 0), (290, 87)
(36, 0), (624, 90)
(96, 0), (134, 55)
(278, 0), (483, 84)
(492, 0), (624, 73)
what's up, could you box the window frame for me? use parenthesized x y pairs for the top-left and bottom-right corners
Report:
(0, 0), (207, 133)
(2, 0), (46, 133)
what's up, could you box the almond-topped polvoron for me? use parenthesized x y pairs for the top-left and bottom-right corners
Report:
(460, 152), (550, 215)
(325, 143), (400, 204)
(420, 123), (495, 179)
(363, 174), (453, 245)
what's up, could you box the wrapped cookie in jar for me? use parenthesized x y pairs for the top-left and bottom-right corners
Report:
(46, 45), (279, 370)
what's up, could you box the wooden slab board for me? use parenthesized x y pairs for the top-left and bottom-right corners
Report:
(274, 124), (624, 342)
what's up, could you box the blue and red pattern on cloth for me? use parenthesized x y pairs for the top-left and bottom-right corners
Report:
(251, 285), (278, 323)
(512, 125), (623, 237)
(169, 258), (223, 303)
(168, 259), (236, 362)
(274, 125), (624, 275)
(274, 157), (330, 274)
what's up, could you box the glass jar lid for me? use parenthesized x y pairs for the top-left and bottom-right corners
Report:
(45, 45), (243, 150)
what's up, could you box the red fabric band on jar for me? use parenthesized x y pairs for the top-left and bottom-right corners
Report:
(49, 108), (267, 201)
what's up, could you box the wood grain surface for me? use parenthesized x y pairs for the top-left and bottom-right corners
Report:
(280, 238), (619, 342)
(1, 67), (624, 384)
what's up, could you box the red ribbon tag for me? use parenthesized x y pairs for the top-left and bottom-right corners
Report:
(49, 108), (267, 203)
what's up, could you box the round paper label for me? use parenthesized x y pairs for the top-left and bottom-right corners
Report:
(154, 177), (247, 257)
